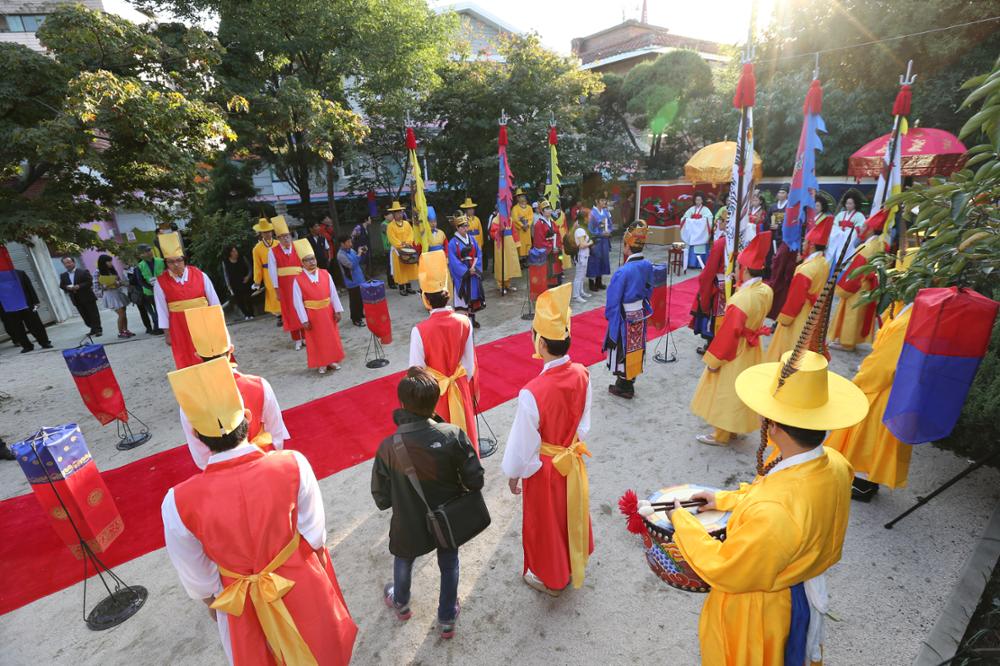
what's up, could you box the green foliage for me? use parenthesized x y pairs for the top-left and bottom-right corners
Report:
(185, 209), (257, 295)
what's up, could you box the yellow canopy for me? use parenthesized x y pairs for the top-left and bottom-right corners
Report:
(685, 141), (763, 185)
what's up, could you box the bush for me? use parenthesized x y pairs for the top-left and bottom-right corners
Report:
(185, 210), (257, 298)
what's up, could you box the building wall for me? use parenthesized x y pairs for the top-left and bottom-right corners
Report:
(457, 13), (504, 56)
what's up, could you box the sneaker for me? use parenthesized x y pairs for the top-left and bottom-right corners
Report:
(294, 340), (303, 351)
(329, 363), (340, 371)
(20, 346), (34, 354)
(509, 285), (517, 292)
(352, 320), (365, 327)
(439, 601), (460, 639)
(522, 571), (561, 597)
(41, 342), (53, 349)
(118, 332), (130, 339)
(318, 366), (327, 375)
(574, 297), (586, 304)
(696, 434), (728, 447)
(383, 584), (412, 620)
(608, 384), (634, 400)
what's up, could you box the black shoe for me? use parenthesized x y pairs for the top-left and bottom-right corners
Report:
(151, 328), (164, 336)
(696, 345), (707, 355)
(20, 346), (34, 354)
(276, 316), (283, 327)
(352, 320), (365, 327)
(851, 477), (879, 503)
(0, 440), (15, 461)
(89, 329), (102, 337)
(608, 384), (634, 400)
(472, 319), (481, 329)
(399, 287), (408, 296)
(41, 342), (53, 349)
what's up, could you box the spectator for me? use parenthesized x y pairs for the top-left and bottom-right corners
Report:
(124, 261), (154, 334)
(352, 216), (373, 276)
(371, 367), (485, 639)
(380, 211), (394, 287)
(222, 245), (255, 320)
(308, 221), (332, 272)
(59, 256), (103, 337)
(336, 233), (366, 327)
(96, 254), (134, 339)
(1, 269), (53, 352)
(135, 244), (164, 335)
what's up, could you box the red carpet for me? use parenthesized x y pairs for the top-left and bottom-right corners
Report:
(0, 277), (697, 614)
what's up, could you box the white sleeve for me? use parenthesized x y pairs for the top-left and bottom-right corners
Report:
(180, 407), (211, 470)
(578, 375), (593, 438)
(408, 326), (425, 367)
(267, 249), (278, 292)
(203, 273), (221, 306)
(292, 280), (308, 324)
(260, 378), (289, 448)
(462, 323), (476, 379)
(153, 279), (169, 329)
(501, 389), (542, 479)
(292, 451), (326, 550)
(328, 274), (343, 313)
(162, 489), (222, 600)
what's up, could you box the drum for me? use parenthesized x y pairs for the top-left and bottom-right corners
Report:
(398, 247), (419, 264)
(637, 484), (729, 593)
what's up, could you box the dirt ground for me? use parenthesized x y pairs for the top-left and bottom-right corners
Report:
(1, 243), (997, 665)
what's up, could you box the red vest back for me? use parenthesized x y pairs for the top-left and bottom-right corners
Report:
(526, 361), (589, 447)
(233, 371), (265, 442)
(157, 266), (206, 302)
(293, 269), (331, 301)
(416, 311), (470, 375)
(174, 450), (299, 571)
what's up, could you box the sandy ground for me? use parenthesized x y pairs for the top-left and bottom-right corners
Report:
(1, 243), (997, 665)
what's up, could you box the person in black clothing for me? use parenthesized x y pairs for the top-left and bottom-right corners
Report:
(351, 216), (373, 276)
(372, 367), (485, 639)
(59, 257), (102, 336)
(1, 270), (53, 352)
(307, 222), (332, 272)
(222, 245), (255, 320)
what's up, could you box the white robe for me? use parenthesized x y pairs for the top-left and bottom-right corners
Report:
(152, 266), (221, 330)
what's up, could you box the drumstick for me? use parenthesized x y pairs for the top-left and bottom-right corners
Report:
(649, 498), (707, 510)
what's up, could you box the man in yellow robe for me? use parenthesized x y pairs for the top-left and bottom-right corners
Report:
(251, 218), (281, 318)
(765, 218), (831, 363)
(691, 232), (774, 446)
(511, 188), (534, 262)
(386, 200), (419, 295)
(825, 301), (914, 501)
(672, 348), (869, 666)
(829, 214), (888, 351)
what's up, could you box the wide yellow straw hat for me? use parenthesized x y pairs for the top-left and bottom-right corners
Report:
(387, 200), (405, 212)
(735, 350), (868, 430)
(168, 357), (245, 437)
(252, 218), (273, 233)
(459, 197), (477, 209)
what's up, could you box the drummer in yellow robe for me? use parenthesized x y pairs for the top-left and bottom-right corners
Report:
(386, 200), (419, 295)
(250, 218), (281, 317)
(764, 217), (832, 363)
(691, 232), (774, 446)
(829, 213), (888, 351)
(511, 188), (534, 261)
(825, 299), (914, 501)
(672, 348), (868, 666)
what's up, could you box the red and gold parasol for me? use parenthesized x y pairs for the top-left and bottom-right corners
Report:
(848, 127), (966, 178)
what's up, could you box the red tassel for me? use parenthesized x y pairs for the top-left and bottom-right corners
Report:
(498, 124), (508, 147)
(802, 79), (823, 115)
(618, 489), (647, 535)
(548, 125), (558, 146)
(732, 62), (756, 108)
(405, 127), (417, 150)
(892, 85), (912, 116)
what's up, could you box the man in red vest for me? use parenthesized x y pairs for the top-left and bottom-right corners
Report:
(502, 283), (594, 596)
(181, 305), (289, 469)
(409, 252), (479, 452)
(266, 215), (306, 349)
(291, 238), (345, 375)
(162, 357), (357, 665)
(153, 232), (221, 369)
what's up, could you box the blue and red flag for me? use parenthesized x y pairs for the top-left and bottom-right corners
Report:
(884, 287), (999, 444)
(0, 245), (29, 313)
(366, 190), (379, 219)
(497, 123), (514, 233)
(62, 344), (128, 425)
(784, 78), (826, 252)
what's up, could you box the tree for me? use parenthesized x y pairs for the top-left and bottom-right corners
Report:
(0, 5), (233, 249)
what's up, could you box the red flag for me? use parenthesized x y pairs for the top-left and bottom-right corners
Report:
(62, 345), (127, 425)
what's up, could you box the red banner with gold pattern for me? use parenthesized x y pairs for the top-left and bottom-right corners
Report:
(62, 344), (128, 425)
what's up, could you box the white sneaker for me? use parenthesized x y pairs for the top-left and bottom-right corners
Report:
(574, 296), (586, 304)
(294, 340), (303, 351)
(318, 366), (327, 374)
(329, 363), (341, 371)
(581, 292), (591, 299)
(522, 571), (561, 597)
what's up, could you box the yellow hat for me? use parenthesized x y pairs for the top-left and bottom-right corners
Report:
(159, 232), (184, 259)
(168, 357), (245, 438)
(293, 238), (315, 261)
(184, 305), (231, 359)
(252, 218), (273, 233)
(418, 250), (449, 296)
(533, 283), (573, 341)
(514, 187), (527, 198)
(459, 197), (477, 209)
(387, 200), (405, 212)
(735, 350), (868, 430)
(270, 215), (290, 236)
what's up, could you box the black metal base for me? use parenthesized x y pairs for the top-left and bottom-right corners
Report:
(116, 432), (151, 451)
(653, 351), (677, 363)
(366, 358), (390, 369)
(519, 312), (534, 321)
(884, 450), (999, 529)
(478, 437), (498, 459)
(86, 585), (148, 631)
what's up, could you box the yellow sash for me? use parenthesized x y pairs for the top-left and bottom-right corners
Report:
(211, 533), (317, 666)
(277, 267), (302, 277)
(167, 296), (209, 313)
(303, 298), (330, 309)
(539, 439), (592, 589)
(426, 366), (468, 436)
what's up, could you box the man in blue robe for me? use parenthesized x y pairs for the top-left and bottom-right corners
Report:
(603, 222), (653, 399)
(587, 194), (613, 290)
(447, 212), (485, 329)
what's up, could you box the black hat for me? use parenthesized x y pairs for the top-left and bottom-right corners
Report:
(777, 184), (789, 193)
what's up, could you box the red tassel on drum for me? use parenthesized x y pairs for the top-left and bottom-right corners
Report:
(732, 63), (756, 108)
(892, 85), (912, 117)
(618, 489), (646, 535)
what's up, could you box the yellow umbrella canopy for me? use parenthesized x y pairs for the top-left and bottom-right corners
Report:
(684, 141), (764, 185)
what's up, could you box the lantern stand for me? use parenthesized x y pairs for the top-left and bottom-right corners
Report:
(472, 393), (499, 459)
(28, 442), (147, 630)
(365, 333), (390, 369)
(116, 411), (151, 451)
(654, 251), (678, 364)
